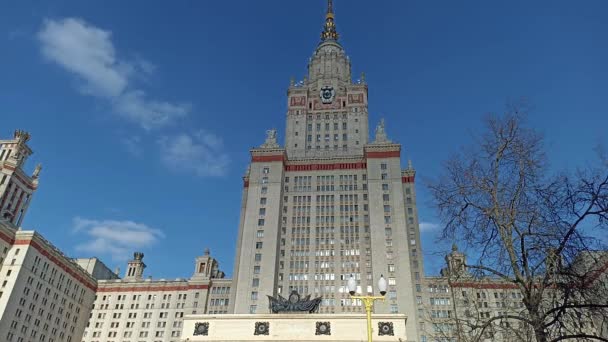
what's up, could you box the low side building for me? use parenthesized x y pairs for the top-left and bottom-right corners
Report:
(81, 249), (232, 342)
(420, 245), (608, 342)
(0, 220), (98, 342)
(74, 258), (119, 281)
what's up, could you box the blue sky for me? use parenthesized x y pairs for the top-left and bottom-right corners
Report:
(1, 0), (606, 278)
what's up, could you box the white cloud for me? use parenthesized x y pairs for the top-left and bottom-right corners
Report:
(73, 217), (164, 261)
(158, 131), (230, 177)
(419, 221), (441, 232)
(38, 18), (188, 129)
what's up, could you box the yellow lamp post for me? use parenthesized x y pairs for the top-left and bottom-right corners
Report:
(347, 274), (388, 342)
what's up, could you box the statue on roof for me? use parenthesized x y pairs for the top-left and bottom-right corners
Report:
(373, 119), (391, 144)
(32, 164), (42, 179)
(260, 129), (280, 148)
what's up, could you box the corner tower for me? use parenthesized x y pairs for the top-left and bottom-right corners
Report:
(0, 130), (41, 226)
(232, 2), (423, 340)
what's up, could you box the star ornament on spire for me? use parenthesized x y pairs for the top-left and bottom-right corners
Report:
(320, 0), (339, 42)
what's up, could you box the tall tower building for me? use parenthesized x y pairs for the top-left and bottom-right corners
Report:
(231, 1), (424, 339)
(0, 130), (41, 226)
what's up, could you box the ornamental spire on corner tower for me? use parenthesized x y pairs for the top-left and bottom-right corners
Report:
(320, 0), (339, 42)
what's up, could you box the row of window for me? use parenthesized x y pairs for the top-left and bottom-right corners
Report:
(306, 122), (349, 131)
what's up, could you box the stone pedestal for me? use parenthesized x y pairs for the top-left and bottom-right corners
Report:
(182, 313), (407, 341)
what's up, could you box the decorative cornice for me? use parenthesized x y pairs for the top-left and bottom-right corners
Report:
(0, 163), (38, 190)
(450, 282), (519, 289)
(364, 143), (401, 159)
(401, 175), (415, 183)
(365, 150), (400, 159)
(96, 283), (209, 293)
(401, 167), (416, 183)
(250, 148), (286, 163)
(14, 234), (97, 291)
(251, 154), (285, 163)
(0, 226), (16, 244)
(285, 161), (366, 172)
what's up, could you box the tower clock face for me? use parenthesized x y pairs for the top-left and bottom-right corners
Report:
(320, 86), (335, 104)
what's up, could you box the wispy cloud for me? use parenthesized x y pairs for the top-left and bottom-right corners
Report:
(73, 217), (164, 261)
(419, 221), (441, 232)
(158, 131), (230, 177)
(122, 135), (143, 158)
(37, 18), (188, 129)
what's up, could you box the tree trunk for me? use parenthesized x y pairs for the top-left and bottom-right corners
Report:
(534, 325), (548, 342)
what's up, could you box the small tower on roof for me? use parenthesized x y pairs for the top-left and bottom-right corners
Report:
(192, 248), (225, 281)
(125, 252), (146, 280)
(0, 130), (41, 226)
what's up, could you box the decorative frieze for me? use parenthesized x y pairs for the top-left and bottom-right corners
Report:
(378, 322), (394, 336)
(315, 321), (331, 335)
(254, 322), (270, 335)
(194, 322), (209, 336)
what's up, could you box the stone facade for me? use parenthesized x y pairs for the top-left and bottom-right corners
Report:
(0, 221), (97, 342)
(420, 246), (608, 342)
(230, 2), (424, 340)
(80, 250), (231, 342)
(182, 313), (408, 341)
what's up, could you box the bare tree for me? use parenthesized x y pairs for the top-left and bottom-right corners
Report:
(428, 105), (608, 342)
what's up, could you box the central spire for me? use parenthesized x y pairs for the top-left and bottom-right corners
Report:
(320, 0), (339, 42)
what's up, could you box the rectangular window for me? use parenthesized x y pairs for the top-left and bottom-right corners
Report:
(258, 219), (265, 226)
(381, 163), (387, 170)
(263, 167), (270, 174)
(251, 292), (258, 300)
(249, 305), (257, 314)
(388, 264), (395, 272)
(252, 279), (260, 287)
(260, 198), (267, 205)
(255, 242), (263, 249)
(253, 266), (260, 274)
(259, 208), (266, 215)
(256, 230), (264, 238)
(382, 184), (389, 191)
(383, 205), (391, 213)
(254, 254), (262, 261)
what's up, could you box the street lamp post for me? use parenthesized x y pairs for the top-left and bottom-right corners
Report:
(347, 274), (388, 342)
